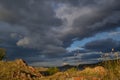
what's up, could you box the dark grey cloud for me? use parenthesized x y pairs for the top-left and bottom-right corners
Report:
(0, 36), (39, 60)
(0, 0), (62, 25)
(62, 52), (102, 66)
(63, 49), (90, 58)
(81, 53), (101, 60)
(84, 38), (120, 52)
(56, 0), (120, 46)
(53, 0), (96, 6)
(0, 0), (120, 66)
(0, 0), (120, 53)
(0, 0), (66, 55)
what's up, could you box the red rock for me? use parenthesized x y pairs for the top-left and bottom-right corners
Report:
(73, 76), (85, 80)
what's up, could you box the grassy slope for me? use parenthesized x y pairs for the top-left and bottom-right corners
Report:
(0, 59), (120, 80)
(0, 59), (42, 80)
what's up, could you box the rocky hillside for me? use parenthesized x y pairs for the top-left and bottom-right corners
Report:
(0, 59), (120, 80)
(0, 59), (42, 80)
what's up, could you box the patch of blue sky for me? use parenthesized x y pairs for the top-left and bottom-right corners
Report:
(67, 27), (120, 51)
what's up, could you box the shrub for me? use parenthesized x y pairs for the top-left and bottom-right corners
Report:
(0, 48), (6, 60)
(67, 67), (77, 72)
(46, 67), (59, 75)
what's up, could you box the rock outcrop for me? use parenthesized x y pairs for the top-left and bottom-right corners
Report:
(0, 59), (42, 80)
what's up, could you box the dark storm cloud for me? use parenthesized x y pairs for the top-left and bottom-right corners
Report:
(62, 52), (102, 65)
(56, 0), (120, 45)
(0, 0), (120, 66)
(53, 0), (96, 6)
(84, 38), (120, 52)
(81, 53), (101, 60)
(0, 0), (62, 25)
(63, 49), (90, 58)
(0, 0), (65, 55)
(0, 36), (40, 60)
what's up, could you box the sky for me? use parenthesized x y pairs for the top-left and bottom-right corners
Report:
(0, 0), (120, 66)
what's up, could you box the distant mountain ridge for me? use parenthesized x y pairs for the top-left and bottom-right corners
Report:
(58, 59), (120, 71)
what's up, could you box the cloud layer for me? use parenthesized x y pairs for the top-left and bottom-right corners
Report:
(84, 38), (120, 52)
(0, 0), (120, 66)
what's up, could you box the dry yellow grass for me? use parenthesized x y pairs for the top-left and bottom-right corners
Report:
(0, 59), (120, 80)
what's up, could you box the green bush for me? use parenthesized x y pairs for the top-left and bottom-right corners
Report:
(67, 67), (77, 73)
(46, 67), (59, 75)
(0, 48), (6, 60)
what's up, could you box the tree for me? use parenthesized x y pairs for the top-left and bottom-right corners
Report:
(0, 48), (6, 60)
